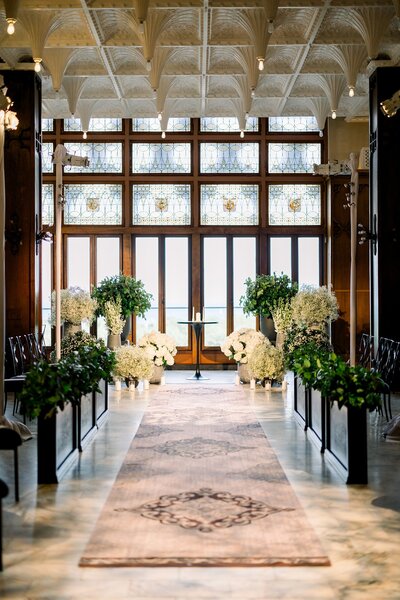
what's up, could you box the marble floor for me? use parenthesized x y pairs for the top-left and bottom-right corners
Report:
(1, 372), (400, 600)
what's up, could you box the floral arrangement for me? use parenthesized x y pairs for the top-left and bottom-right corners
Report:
(247, 341), (285, 382)
(291, 285), (339, 328)
(240, 273), (298, 318)
(50, 330), (101, 361)
(113, 345), (154, 381)
(92, 274), (152, 319)
(270, 298), (293, 334)
(51, 286), (97, 326)
(220, 328), (267, 364)
(138, 331), (177, 367)
(103, 299), (124, 335)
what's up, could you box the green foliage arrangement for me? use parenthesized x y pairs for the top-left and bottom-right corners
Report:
(283, 323), (332, 371)
(240, 273), (298, 319)
(92, 274), (153, 320)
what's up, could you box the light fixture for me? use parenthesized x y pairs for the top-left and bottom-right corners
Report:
(240, 130), (244, 138)
(83, 131), (87, 139)
(152, 89), (157, 99)
(6, 18), (16, 35)
(139, 21), (145, 34)
(319, 130), (323, 138)
(34, 58), (42, 73)
(161, 131), (166, 139)
(348, 86), (355, 97)
(380, 89), (400, 118)
(157, 111), (162, 121)
(331, 109), (337, 119)
(257, 57), (264, 71)
(267, 20), (274, 34)
(251, 88), (255, 98)
(146, 60), (152, 72)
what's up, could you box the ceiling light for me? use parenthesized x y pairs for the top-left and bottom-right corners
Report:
(6, 18), (16, 35)
(240, 130), (244, 138)
(157, 112), (162, 120)
(251, 88), (255, 98)
(348, 86), (355, 98)
(139, 21), (145, 34)
(161, 131), (166, 139)
(331, 109), (337, 119)
(83, 131), (87, 139)
(257, 57), (264, 71)
(34, 58), (42, 73)
(267, 20), (274, 34)
(319, 130), (323, 138)
(146, 60), (152, 72)
(380, 89), (400, 118)
(152, 89), (157, 99)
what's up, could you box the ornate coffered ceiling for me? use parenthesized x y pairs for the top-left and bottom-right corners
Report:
(0, 1), (399, 130)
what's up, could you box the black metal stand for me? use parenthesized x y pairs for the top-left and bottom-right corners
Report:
(178, 320), (217, 380)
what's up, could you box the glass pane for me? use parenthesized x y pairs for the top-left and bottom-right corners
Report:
(42, 142), (54, 173)
(132, 183), (191, 226)
(270, 238), (292, 278)
(269, 184), (321, 226)
(67, 237), (90, 291)
(298, 237), (320, 287)
(41, 239), (52, 346)
(203, 238), (226, 346)
(63, 118), (122, 132)
(165, 237), (189, 347)
(64, 142), (122, 173)
(200, 117), (258, 133)
(268, 116), (319, 132)
(64, 184), (122, 225)
(96, 237), (121, 342)
(132, 117), (190, 132)
(42, 118), (54, 132)
(200, 184), (258, 225)
(42, 183), (54, 226)
(132, 143), (191, 174)
(135, 238), (159, 341)
(233, 238), (256, 331)
(268, 143), (321, 174)
(200, 143), (259, 174)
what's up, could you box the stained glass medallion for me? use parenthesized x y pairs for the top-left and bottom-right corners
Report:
(132, 184), (191, 225)
(269, 184), (321, 225)
(200, 184), (259, 225)
(63, 184), (122, 225)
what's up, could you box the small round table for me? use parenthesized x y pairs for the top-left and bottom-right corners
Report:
(178, 320), (217, 380)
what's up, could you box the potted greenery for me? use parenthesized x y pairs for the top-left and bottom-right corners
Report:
(91, 274), (152, 342)
(240, 273), (297, 340)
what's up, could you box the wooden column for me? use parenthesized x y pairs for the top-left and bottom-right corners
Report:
(1, 71), (42, 339)
(369, 67), (400, 346)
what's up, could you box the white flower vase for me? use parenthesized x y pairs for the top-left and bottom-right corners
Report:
(150, 364), (164, 384)
(282, 379), (287, 391)
(114, 378), (122, 391)
(250, 378), (256, 390)
(238, 362), (251, 384)
(107, 334), (121, 349)
(160, 375), (166, 386)
(143, 379), (150, 390)
(264, 380), (271, 391)
(235, 372), (240, 386)
(63, 322), (81, 337)
(129, 381), (136, 392)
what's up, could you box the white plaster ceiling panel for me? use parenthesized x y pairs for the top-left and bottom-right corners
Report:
(208, 9), (252, 45)
(106, 47), (146, 75)
(264, 47), (301, 74)
(255, 75), (292, 98)
(207, 76), (240, 98)
(92, 9), (141, 46)
(63, 49), (107, 76)
(314, 11), (366, 44)
(171, 98), (201, 116)
(164, 47), (201, 75)
(156, 8), (202, 46)
(249, 98), (283, 116)
(80, 76), (119, 99)
(272, 8), (319, 45)
(208, 47), (245, 75)
(290, 74), (328, 97)
(167, 75), (200, 97)
(204, 98), (240, 117)
(301, 47), (345, 74)
(117, 76), (152, 98)
(45, 10), (94, 46)
(124, 98), (157, 117)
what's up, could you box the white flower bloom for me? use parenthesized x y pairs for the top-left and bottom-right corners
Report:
(221, 328), (267, 363)
(137, 330), (177, 367)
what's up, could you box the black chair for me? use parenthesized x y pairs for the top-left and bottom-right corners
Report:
(4, 337), (26, 416)
(0, 478), (9, 571)
(358, 333), (374, 369)
(372, 337), (400, 421)
(0, 428), (22, 502)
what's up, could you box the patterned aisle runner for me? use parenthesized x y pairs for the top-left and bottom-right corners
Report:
(80, 385), (330, 567)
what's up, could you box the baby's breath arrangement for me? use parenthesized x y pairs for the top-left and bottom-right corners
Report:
(291, 285), (339, 328)
(103, 299), (124, 335)
(220, 328), (267, 364)
(247, 341), (285, 382)
(114, 345), (154, 381)
(270, 298), (293, 334)
(51, 287), (97, 326)
(138, 331), (177, 367)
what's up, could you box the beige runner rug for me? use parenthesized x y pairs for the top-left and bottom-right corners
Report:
(80, 385), (330, 567)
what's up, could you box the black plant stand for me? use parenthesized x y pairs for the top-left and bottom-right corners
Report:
(178, 320), (217, 380)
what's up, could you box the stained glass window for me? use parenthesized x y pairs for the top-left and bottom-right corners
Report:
(63, 184), (122, 225)
(268, 116), (319, 133)
(42, 183), (54, 226)
(268, 143), (321, 173)
(268, 184), (321, 226)
(63, 142), (122, 173)
(42, 118), (54, 132)
(132, 118), (191, 132)
(200, 117), (258, 133)
(200, 142), (259, 174)
(200, 184), (259, 225)
(63, 118), (122, 132)
(42, 142), (54, 173)
(132, 184), (191, 225)
(132, 143), (191, 174)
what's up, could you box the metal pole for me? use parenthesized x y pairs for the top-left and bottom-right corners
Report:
(349, 152), (359, 367)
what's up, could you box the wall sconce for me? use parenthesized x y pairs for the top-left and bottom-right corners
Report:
(358, 215), (377, 255)
(343, 181), (355, 209)
(5, 212), (22, 255)
(35, 215), (53, 254)
(380, 89), (400, 118)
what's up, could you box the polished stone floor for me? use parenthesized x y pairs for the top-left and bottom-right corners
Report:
(1, 372), (400, 600)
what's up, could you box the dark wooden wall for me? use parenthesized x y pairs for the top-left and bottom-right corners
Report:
(1, 71), (42, 338)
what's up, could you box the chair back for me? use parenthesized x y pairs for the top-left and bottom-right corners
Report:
(358, 333), (374, 368)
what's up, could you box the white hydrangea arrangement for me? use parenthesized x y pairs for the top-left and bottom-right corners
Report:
(291, 285), (339, 328)
(138, 331), (177, 367)
(247, 341), (285, 383)
(103, 298), (124, 335)
(51, 286), (97, 326)
(113, 345), (154, 381)
(220, 328), (268, 364)
(270, 298), (293, 334)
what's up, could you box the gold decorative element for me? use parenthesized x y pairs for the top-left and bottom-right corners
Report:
(86, 197), (100, 212)
(288, 197), (301, 212)
(155, 197), (168, 212)
(223, 196), (236, 212)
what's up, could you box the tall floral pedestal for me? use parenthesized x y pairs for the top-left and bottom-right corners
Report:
(237, 362), (251, 384)
(107, 334), (121, 349)
(150, 365), (164, 384)
(259, 316), (276, 342)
